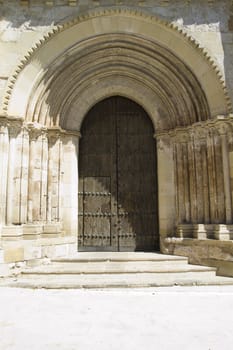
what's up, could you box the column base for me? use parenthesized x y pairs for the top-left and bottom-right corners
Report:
(214, 224), (233, 240)
(1, 225), (23, 240)
(23, 224), (43, 239)
(176, 224), (233, 240)
(193, 224), (215, 239)
(176, 224), (193, 238)
(42, 223), (62, 238)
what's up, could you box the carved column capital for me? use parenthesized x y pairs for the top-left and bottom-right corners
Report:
(0, 116), (8, 133)
(63, 129), (81, 138)
(172, 128), (190, 144)
(47, 127), (63, 145)
(27, 122), (47, 141)
(0, 124), (8, 135)
(194, 126), (206, 137)
(155, 132), (171, 150)
(7, 120), (22, 138)
(215, 121), (233, 136)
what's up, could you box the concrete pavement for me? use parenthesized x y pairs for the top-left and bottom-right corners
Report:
(0, 286), (233, 350)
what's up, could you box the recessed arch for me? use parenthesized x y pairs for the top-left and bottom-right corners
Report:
(2, 7), (231, 131)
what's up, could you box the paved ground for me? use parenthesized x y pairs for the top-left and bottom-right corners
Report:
(0, 286), (233, 350)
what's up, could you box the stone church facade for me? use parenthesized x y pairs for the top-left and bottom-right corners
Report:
(0, 0), (233, 273)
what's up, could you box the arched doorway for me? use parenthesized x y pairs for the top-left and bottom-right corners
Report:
(1, 8), (232, 264)
(78, 96), (159, 251)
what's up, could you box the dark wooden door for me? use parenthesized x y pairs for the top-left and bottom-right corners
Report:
(78, 97), (159, 251)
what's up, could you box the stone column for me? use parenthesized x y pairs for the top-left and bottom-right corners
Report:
(187, 128), (197, 224)
(194, 126), (208, 223)
(192, 125), (213, 239)
(173, 130), (193, 238)
(173, 130), (190, 224)
(206, 127), (218, 223)
(6, 121), (21, 225)
(213, 127), (225, 223)
(182, 137), (191, 223)
(174, 139), (185, 224)
(0, 119), (9, 227)
(23, 123), (48, 238)
(60, 131), (80, 237)
(47, 129), (61, 224)
(40, 130), (48, 223)
(13, 126), (30, 224)
(218, 122), (232, 223)
(156, 132), (176, 238)
(27, 125), (41, 223)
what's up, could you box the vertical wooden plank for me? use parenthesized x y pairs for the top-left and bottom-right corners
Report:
(116, 97), (158, 251)
(79, 99), (116, 249)
(78, 177), (84, 247)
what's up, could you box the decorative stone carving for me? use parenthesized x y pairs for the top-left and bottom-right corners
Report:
(1, 3), (233, 265)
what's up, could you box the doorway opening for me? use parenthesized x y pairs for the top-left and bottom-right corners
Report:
(78, 96), (159, 251)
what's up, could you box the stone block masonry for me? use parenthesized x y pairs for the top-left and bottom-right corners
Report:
(0, 1), (233, 273)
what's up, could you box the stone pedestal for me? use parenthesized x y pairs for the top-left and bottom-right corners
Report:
(214, 225), (233, 240)
(193, 224), (215, 240)
(42, 223), (62, 238)
(1, 226), (23, 240)
(176, 224), (193, 238)
(22, 224), (43, 239)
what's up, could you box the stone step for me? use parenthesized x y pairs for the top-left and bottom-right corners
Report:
(52, 252), (188, 263)
(1, 252), (233, 289)
(20, 261), (216, 275)
(201, 258), (233, 277)
(3, 272), (233, 289)
(18, 270), (217, 280)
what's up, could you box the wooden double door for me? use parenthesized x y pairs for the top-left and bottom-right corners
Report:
(78, 96), (159, 251)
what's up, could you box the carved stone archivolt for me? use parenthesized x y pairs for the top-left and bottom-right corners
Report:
(2, 8), (231, 126)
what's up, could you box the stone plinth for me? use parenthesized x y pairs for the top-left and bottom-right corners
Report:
(214, 225), (233, 240)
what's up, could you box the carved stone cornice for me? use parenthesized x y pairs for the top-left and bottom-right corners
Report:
(46, 127), (80, 147)
(48, 126), (81, 138)
(155, 114), (233, 142)
(1, 116), (24, 135)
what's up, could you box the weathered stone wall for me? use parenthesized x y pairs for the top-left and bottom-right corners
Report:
(1, 1), (233, 267)
(0, 0), (233, 109)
